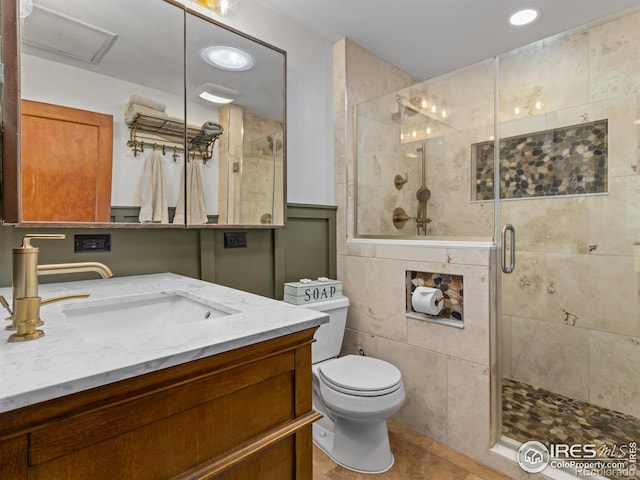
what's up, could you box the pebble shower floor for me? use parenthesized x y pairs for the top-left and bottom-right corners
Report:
(502, 378), (639, 480)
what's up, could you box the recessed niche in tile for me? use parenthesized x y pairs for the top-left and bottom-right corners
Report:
(406, 270), (464, 326)
(472, 119), (608, 200)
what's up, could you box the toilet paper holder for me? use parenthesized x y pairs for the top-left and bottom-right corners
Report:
(411, 286), (445, 317)
(406, 271), (465, 329)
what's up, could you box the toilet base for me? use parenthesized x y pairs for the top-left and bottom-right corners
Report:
(313, 415), (395, 474)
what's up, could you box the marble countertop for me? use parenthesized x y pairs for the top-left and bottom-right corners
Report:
(0, 272), (328, 414)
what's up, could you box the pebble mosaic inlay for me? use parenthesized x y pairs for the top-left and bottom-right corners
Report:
(406, 271), (464, 322)
(473, 120), (608, 200)
(503, 378), (640, 480)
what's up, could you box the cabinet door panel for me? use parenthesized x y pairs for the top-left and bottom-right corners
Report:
(29, 410), (199, 480)
(21, 100), (113, 222)
(0, 436), (27, 479)
(218, 438), (295, 480)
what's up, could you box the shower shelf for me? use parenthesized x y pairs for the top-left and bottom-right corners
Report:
(127, 113), (221, 163)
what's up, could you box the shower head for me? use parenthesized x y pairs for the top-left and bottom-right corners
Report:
(416, 186), (431, 202)
(267, 136), (283, 152)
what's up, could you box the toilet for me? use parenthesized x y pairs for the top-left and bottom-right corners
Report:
(303, 296), (405, 473)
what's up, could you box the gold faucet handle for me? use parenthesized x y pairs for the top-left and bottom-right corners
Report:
(0, 295), (12, 313)
(0, 295), (13, 321)
(21, 234), (66, 249)
(41, 293), (91, 306)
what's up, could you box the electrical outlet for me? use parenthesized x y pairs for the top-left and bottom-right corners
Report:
(224, 232), (247, 249)
(75, 234), (111, 253)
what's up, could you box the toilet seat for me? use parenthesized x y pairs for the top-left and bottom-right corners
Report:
(318, 355), (402, 397)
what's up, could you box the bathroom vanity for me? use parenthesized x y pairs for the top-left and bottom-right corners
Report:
(0, 273), (327, 479)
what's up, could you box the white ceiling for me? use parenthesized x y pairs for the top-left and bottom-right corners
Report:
(250, 0), (640, 81)
(20, 0), (640, 119)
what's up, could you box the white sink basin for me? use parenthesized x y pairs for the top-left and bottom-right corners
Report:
(61, 291), (236, 341)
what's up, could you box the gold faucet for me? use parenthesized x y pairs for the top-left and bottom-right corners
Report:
(2, 234), (113, 342)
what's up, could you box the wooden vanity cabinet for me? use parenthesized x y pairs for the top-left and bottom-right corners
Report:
(0, 329), (321, 479)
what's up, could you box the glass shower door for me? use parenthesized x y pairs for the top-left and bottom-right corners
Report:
(496, 13), (640, 479)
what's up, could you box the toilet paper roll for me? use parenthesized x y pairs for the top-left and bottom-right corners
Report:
(411, 286), (444, 316)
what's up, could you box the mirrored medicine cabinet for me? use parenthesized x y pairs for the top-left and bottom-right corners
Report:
(0, 0), (287, 228)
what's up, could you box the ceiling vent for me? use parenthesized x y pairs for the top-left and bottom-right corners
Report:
(21, 5), (117, 64)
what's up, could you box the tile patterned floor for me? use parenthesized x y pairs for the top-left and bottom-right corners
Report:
(502, 378), (640, 480)
(502, 378), (640, 447)
(313, 421), (511, 480)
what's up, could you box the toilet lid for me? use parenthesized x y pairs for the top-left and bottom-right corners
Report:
(318, 355), (402, 397)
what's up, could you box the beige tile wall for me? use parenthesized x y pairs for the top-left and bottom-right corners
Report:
(333, 7), (640, 476)
(354, 59), (495, 238)
(334, 39), (525, 478)
(335, 242), (506, 466)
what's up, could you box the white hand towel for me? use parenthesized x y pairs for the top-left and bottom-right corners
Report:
(138, 151), (169, 223)
(173, 159), (208, 225)
(128, 94), (166, 113)
(125, 104), (169, 125)
(201, 121), (223, 136)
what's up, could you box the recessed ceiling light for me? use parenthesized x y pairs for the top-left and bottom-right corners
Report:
(509, 8), (538, 26)
(195, 82), (241, 105)
(199, 92), (234, 104)
(202, 46), (254, 71)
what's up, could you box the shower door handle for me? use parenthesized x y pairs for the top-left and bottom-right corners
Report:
(501, 224), (515, 274)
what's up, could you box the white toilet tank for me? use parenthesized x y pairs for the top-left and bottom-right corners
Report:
(302, 296), (350, 364)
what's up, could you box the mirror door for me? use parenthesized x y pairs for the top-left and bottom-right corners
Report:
(16, 0), (186, 225)
(1, 0), (287, 227)
(185, 9), (286, 227)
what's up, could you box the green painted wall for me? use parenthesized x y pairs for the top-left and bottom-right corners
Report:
(0, 204), (337, 299)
